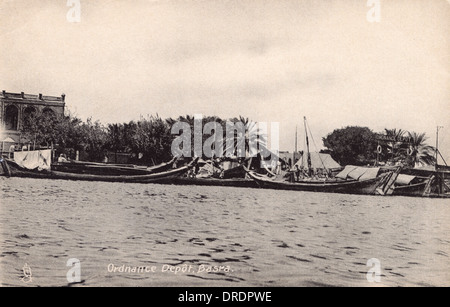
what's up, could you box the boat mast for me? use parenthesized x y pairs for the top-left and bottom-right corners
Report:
(304, 117), (312, 175)
(435, 126), (443, 171)
(294, 125), (298, 167)
(435, 126), (443, 194)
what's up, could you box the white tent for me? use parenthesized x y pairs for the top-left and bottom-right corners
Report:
(2, 137), (15, 143)
(1, 137), (16, 156)
(294, 152), (341, 170)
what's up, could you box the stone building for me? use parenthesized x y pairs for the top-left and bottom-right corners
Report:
(1, 90), (65, 154)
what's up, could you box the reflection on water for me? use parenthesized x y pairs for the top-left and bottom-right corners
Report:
(0, 177), (449, 286)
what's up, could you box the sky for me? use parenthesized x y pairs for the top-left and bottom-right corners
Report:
(1, 0), (449, 162)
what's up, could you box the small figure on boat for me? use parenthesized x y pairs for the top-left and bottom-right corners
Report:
(58, 153), (68, 163)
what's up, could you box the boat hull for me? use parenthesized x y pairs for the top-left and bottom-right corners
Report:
(246, 170), (386, 195)
(3, 158), (193, 184)
(51, 158), (176, 176)
(392, 182), (429, 197)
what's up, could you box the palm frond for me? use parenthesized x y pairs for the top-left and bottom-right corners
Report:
(406, 131), (436, 166)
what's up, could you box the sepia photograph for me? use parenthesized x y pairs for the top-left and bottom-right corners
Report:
(0, 0), (449, 292)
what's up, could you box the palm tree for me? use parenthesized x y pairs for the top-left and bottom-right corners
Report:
(225, 116), (268, 159)
(405, 131), (436, 167)
(384, 128), (406, 161)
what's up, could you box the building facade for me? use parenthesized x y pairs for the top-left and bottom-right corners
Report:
(1, 90), (65, 153)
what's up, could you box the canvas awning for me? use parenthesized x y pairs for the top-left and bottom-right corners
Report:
(336, 165), (380, 181)
(395, 174), (416, 185)
(335, 165), (358, 179)
(13, 149), (52, 170)
(358, 167), (381, 180)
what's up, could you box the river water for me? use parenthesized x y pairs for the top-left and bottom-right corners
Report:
(0, 177), (449, 287)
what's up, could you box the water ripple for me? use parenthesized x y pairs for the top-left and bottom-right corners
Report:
(1, 177), (449, 286)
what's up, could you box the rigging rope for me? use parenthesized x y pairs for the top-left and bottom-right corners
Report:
(305, 118), (328, 172)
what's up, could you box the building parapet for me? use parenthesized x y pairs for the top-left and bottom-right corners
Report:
(1, 90), (65, 103)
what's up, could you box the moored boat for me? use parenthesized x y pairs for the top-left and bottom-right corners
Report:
(390, 174), (433, 197)
(376, 166), (449, 197)
(242, 116), (392, 195)
(244, 166), (389, 195)
(2, 156), (197, 184)
(51, 157), (177, 176)
(169, 157), (257, 188)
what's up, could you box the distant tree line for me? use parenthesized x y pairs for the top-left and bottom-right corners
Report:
(19, 113), (266, 165)
(19, 112), (436, 167)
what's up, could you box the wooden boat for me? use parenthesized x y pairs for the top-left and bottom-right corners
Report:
(242, 116), (390, 195)
(244, 167), (388, 195)
(379, 126), (450, 198)
(387, 173), (433, 197)
(376, 166), (447, 197)
(51, 157), (177, 176)
(0, 157), (11, 177)
(2, 157), (197, 184)
(392, 178), (432, 197)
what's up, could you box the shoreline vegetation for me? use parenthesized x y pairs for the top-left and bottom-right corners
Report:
(18, 111), (436, 168)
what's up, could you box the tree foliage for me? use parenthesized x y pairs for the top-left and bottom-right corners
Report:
(322, 126), (377, 166)
(404, 131), (436, 167)
(322, 126), (436, 167)
(132, 115), (173, 164)
(21, 112), (107, 161)
(22, 111), (435, 168)
(77, 118), (108, 161)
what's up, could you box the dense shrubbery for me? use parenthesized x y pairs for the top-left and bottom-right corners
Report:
(20, 112), (435, 167)
(322, 126), (377, 166)
(19, 113), (265, 164)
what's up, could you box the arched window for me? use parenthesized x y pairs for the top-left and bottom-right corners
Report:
(5, 105), (19, 130)
(22, 106), (37, 130)
(42, 107), (56, 120)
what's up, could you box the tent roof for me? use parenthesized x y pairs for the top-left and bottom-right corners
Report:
(2, 137), (15, 143)
(336, 165), (380, 180)
(295, 152), (341, 169)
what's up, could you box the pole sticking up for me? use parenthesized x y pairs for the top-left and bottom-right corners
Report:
(435, 126), (443, 171)
(304, 117), (312, 176)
